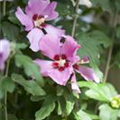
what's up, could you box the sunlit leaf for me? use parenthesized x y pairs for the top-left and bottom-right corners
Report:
(99, 104), (120, 120)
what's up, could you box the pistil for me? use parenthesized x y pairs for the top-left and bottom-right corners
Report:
(52, 54), (69, 71)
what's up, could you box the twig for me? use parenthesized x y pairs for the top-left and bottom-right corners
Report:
(3, 1), (9, 119)
(104, 11), (118, 82)
(3, 0), (6, 16)
(4, 58), (11, 120)
(71, 0), (80, 37)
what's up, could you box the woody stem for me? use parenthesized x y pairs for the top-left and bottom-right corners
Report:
(71, 0), (79, 37)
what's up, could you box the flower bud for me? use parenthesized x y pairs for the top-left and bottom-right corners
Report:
(110, 95), (120, 109)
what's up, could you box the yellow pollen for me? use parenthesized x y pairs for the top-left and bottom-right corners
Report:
(56, 59), (66, 67)
(34, 18), (45, 27)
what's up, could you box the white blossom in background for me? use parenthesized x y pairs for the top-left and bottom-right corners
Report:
(81, 13), (94, 23)
(79, 0), (92, 8)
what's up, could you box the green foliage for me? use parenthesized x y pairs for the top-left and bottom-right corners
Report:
(77, 30), (112, 79)
(99, 104), (120, 120)
(77, 30), (112, 66)
(74, 110), (99, 120)
(1, 21), (19, 41)
(74, 110), (92, 120)
(15, 54), (44, 86)
(78, 81), (117, 102)
(35, 96), (56, 120)
(55, 0), (74, 16)
(11, 74), (46, 96)
(64, 92), (75, 116)
(91, 0), (111, 11)
(0, 0), (120, 120)
(0, 77), (15, 99)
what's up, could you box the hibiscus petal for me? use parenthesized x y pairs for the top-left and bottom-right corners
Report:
(0, 39), (10, 61)
(47, 67), (72, 86)
(39, 34), (60, 59)
(76, 65), (100, 83)
(42, 2), (58, 21)
(80, 56), (90, 64)
(27, 28), (44, 52)
(71, 73), (81, 93)
(15, 7), (33, 31)
(34, 59), (72, 86)
(44, 25), (65, 38)
(25, 0), (49, 18)
(61, 35), (80, 60)
(0, 39), (10, 71)
(34, 59), (53, 76)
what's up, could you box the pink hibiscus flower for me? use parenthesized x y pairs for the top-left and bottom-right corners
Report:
(27, 25), (65, 52)
(15, 0), (65, 52)
(15, 0), (58, 31)
(34, 35), (100, 93)
(0, 39), (10, 71)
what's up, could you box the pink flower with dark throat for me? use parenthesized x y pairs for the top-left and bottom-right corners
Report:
(15, 0), (65, 52)
(34, 35), (100, 93)
(0, 39), (10, 71)
(34, 35), (80, 86)
(15, 0), (58, 31)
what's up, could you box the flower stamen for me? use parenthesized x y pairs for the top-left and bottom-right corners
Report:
(52, 54), (69, 71)
(33, 14), (48, 28)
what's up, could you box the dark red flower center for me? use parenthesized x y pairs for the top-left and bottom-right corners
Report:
(52, 54), (69, 71)
(32, 14), (47, 28)
(73, 64), (79, 70)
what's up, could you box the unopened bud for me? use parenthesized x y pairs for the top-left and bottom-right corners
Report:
(110, 95), (120, 109)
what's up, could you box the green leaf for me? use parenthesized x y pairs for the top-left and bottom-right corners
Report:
(35, 96), (56, 120)
(77, 30), (112, 66)
(91, 0), (111, 12)
(74, 110), (92, 120)
(87, 31), (112, 48)
(64, 93), (75, 116)
(1, 21), (19, 41)
(99, 104), (120, 120)
(56, 0), (74, 16)
(57, 85), (64, 96)
(118, 110), (120, 117)
(77, 31), (112, 79)
(57, 101), (62, 115)
(66, 100), (75, 116)
(0, 77), (15, 99)
(12, 74), (46, 96)
(15, 54), (44, 86)
(88, 113), (99, 120)
(30, 96), (45, 102)
(113, 0), (120, 12)
(78, 81), (117, 102)
(8, 12), (21, 25)
(16, 43), (28, 50)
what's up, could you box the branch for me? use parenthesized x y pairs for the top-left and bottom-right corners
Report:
(104, 11), (118, 82)
(3, 0), (6, 16)
(71, 0), (79, 37)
